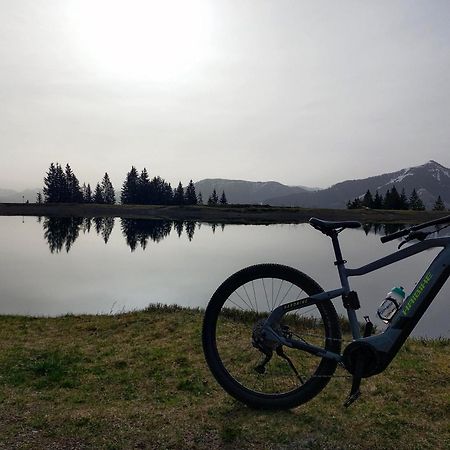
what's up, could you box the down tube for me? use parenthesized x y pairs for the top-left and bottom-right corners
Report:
(360, 246), (450, 373)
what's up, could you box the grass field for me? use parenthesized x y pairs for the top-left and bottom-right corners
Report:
(1, 202), (449, 224)
(0, 305), (448, 449)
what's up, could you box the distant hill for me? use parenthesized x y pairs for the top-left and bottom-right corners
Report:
(194, 179), (309, 204)
(194, 161), (449, 209)
(266, 160), (450, 209)
(0, 188), (41, 203)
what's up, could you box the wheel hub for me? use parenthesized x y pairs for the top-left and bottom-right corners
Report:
(252, 319), (283, 352)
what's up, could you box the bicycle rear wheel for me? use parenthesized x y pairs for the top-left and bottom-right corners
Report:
(202, 264), (342, 409)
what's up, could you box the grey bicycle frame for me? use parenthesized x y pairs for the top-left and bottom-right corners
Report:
(265, 235), (450, 371)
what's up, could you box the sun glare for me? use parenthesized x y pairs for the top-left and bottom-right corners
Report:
(67, 0), (214, 82)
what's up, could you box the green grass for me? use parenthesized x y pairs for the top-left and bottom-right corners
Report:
(0, 305), (448, 449)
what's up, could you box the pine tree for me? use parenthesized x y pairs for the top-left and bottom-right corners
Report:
(121, 166), (139, 204)
(94, 183), (104, 204)
(362, 190), (373, 208)
(346, 198), (362, 209)
(432, 195), (445, 211)
(55, 164), (67, 202)
(163, 181), (173, 205)
(36, 192), (43, 204)
(390, 186), (401, 209)
(383, 188), (392, 209)
(43, 162), (58, 203)
(197, 192), (203, 205)
(409, 189), (425, 211)
(139, 168), (151, 204)
(220, 190), (228, 205)
(83, 183), (93, 203)
(373, 191), (383, 209)
(184, 180), (197, 205)
(399, 188), (409, 210)
(43, 162), (67, 203)
(65, 164), (82, 202)
(208, 189), (219, 206)
(173, 182), (185, 205)
(101, 172), (115, 204)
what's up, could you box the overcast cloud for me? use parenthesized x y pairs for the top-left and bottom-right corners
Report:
(0, 0), (449, 191)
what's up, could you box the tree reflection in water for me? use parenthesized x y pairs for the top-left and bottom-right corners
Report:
(362, 223), (406, 236)
(41, 217), (223, 252)
(121, 219), (173, 251)
(43, 217), (84, 253)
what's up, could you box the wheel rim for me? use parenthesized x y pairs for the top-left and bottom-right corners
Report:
(214, 275), (331, 397)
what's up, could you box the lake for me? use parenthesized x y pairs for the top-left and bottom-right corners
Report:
(0, 216), (448, 338)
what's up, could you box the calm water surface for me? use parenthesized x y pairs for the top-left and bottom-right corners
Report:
(0, 216), (448, 338)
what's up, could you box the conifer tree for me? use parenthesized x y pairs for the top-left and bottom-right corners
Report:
(409, 189), (425, 211)
(65, 164), (82, 202)
(139, 168), (151, 204)
(173, 182), (185, 205)
(101, 172), (115, 204)
(43, 162), (67, 203)
(208, 189), (219, 206)
(184, 180), (197, 205)
(36, 192), (43, 204)
(399, 188), (409, 210)
(433, 195), (445, 211)
(346, 197), (362, 209)
(220, 190), (228, 205)
(362, 190), (373, 208)
(43, 163), (58, 203)
(83, 183), (93, 203)
(94, 183), (104, 204)
(121, 166), (139, 204)
(373, 191), (383, 209)
(390, 186), (401, 209)
(197, 192), (203, 205)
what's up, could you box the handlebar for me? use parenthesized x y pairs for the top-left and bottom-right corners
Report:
(380, 214), (450, 243)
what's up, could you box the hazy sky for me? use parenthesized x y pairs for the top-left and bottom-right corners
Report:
(1, 0), (449, 191)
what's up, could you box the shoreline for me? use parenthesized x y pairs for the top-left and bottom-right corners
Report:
(1, 202), (448, 224)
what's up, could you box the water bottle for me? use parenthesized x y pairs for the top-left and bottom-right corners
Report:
(377, 287), (406, 323)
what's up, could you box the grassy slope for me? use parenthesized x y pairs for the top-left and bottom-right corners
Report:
(0, 306), (448, 450)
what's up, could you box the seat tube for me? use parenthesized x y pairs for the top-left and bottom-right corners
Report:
(331, 233), (361, 339)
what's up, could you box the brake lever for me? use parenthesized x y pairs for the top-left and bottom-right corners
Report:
(398, 231), (429, 249)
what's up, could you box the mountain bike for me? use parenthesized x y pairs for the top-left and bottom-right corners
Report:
(202, 214), (450, 409)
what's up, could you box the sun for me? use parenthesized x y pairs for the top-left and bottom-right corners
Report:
(67, 0), (214, 82)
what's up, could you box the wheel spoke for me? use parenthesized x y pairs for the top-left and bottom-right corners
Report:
(206, 265), (341, 407)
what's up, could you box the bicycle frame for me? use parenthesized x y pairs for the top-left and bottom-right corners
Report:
(265, 234), (450, 375)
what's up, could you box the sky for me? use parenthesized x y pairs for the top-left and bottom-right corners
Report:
(1, 0), (449, 191)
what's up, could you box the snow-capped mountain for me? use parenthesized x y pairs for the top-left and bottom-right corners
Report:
(266, 161), (450, 208)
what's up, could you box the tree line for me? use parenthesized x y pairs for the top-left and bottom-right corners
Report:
(41, 163), (227, 206)
(41, 163), (115, 204)
(347, 186), (447, 211)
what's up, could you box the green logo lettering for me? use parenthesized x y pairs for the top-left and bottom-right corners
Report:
(402, 272), (433, 316)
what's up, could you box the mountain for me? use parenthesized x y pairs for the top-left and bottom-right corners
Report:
(266, 160), (450, 209)
(195, 161), (450, 209)
(0, 188), (41, 203)
(194, 179), (309, 205)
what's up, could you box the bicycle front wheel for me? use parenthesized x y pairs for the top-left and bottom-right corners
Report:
(202, 264), (342, 409)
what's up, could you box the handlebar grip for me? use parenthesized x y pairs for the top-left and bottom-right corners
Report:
(380, 229), (409, 243)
